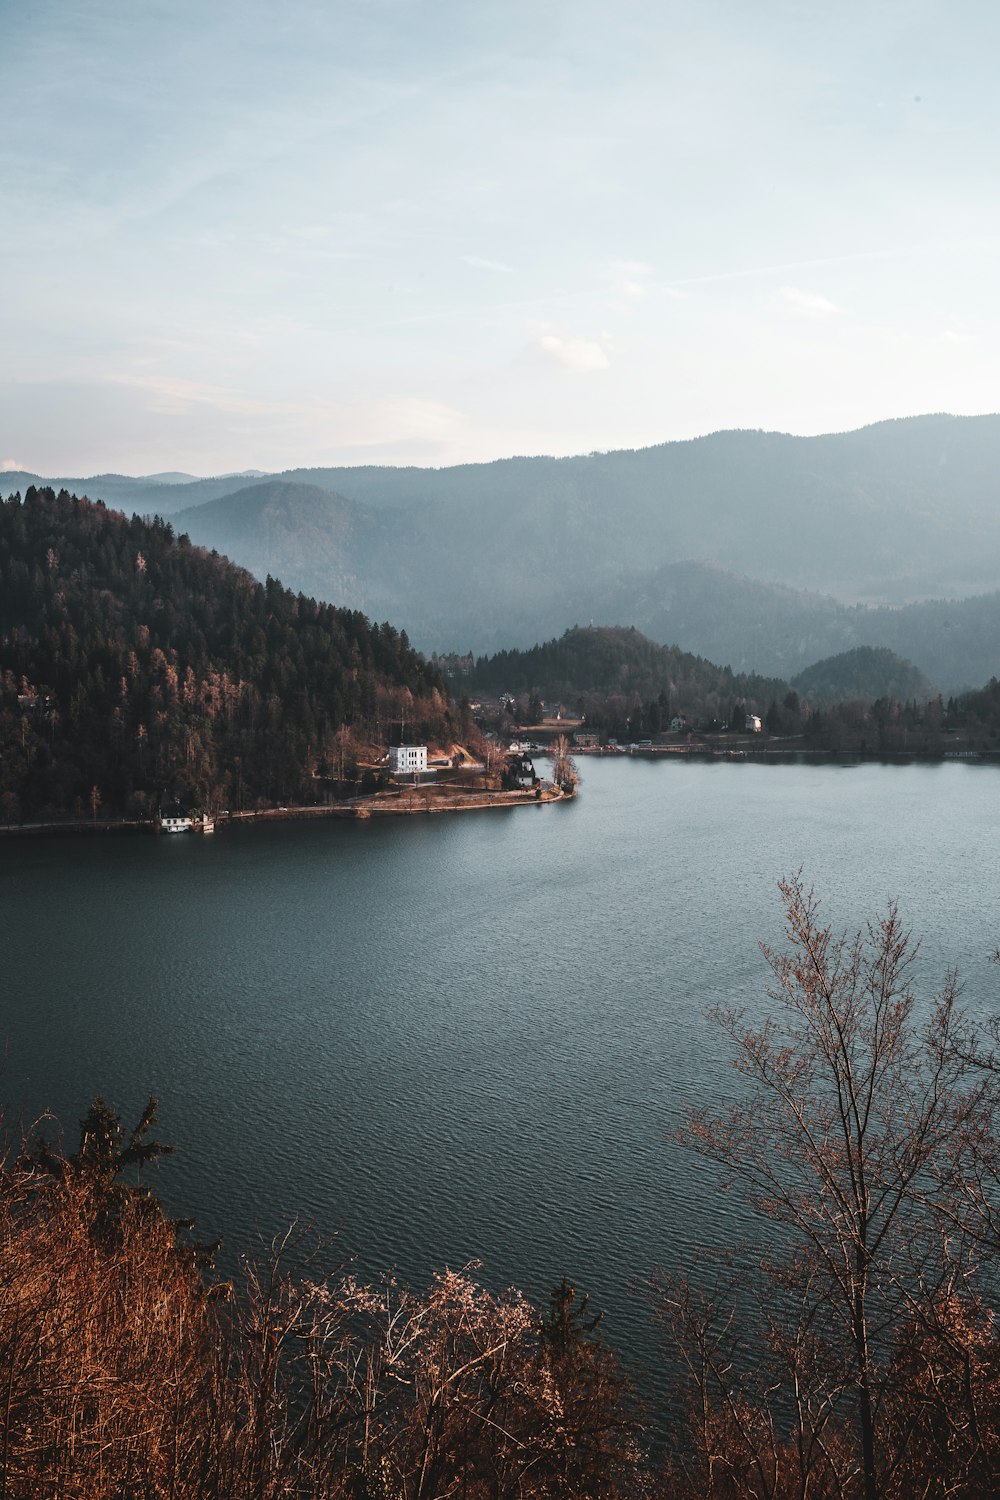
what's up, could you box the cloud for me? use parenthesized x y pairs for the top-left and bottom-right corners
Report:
(361, 396), (467, 443)
(106, 372), (271, 417)
(533, 332), (610, 373)
(1, 459), (23, 471)
(463, 255), (515, 273)
(609, 259), (652, 300)
(940, 328), (977, 345)
(107, 373), (468, 449)
(773, 287), (843, 318)
(664, 244), (937, 293)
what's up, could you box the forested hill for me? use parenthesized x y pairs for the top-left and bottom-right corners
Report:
(469, 625), (790, 724)
(0, 488), (453, 822)
(791, 646), (933, 704)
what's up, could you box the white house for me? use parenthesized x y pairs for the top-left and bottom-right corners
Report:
(388, 744), (428, 775)
(745, 713), (763, 733)
(159, 800), (192, 833)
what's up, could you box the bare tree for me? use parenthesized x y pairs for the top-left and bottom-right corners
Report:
(482, 736), (508, 787)
(670, 874), (1000, 1500)
(0, 1105), (648, 1499)
(551, 735), (578, 794)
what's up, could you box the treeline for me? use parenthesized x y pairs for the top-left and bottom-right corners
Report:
(470, 625), (788, 724)
(574, 688), (1000, 756)
(953, 674), (1000, 741)
(761, 686), (1000, 755)
(470, 626), (1000, 754)
(8, 878), (1000, 1496)
(0, 488), (456, 821)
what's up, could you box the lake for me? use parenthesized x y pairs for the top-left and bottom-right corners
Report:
(2, 757), (998, 1391)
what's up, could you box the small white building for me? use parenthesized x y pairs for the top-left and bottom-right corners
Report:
(745, 713), (763, 733)
(388, 744), (428, 775)
(159, 800), (192, 833)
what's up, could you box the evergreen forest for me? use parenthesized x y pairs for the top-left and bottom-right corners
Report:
(470, 625), (789, 729)
(469, 625), (1000, 755)
(0, 488), (454, 822)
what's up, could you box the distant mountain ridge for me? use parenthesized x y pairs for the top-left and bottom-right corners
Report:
(176, 479), (390, 611)
(10, 414), (1000, 686)
(593, 562), (1000, 691)
(0, 469), (276, 513)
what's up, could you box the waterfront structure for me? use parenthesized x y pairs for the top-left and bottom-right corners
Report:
(159, 800), (192, 833)
(388, 745), (428, 775)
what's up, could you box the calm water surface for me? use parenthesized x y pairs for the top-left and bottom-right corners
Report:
(2, 758), (998, 1382)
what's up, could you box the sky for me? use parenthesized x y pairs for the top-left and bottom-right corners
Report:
(2, 0), (1000, 475)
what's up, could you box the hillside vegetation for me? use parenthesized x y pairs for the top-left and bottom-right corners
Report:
(0, 1098), (642, 1498)
(0, 488), (453, 822)
(467, 625), (1000, 755)
(470, 625), (789, 724)
(791, 646), (933, 704)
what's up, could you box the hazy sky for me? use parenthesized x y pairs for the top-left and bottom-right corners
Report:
(3, 0), (999, 475)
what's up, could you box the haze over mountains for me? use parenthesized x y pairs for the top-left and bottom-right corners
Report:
(9, 414), (1000, 690)
(468, 627), (936, 723)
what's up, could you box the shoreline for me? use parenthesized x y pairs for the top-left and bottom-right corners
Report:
(0, 782), (572, 839)
(3, 744), (997, 838)
(571, 743), (1000, 764)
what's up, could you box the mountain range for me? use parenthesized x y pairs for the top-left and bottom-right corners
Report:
(9, 414), (1000, 688)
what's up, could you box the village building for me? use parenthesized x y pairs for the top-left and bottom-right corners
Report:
(159, 800), (193, 833)
(388, 744), (428, 776)
(507, 752), (536, 788)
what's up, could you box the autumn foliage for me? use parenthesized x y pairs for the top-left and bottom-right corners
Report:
(659, 876), (1000, 1500)
(0, 487), (455, 821)
(0, 1103), (645, 1498)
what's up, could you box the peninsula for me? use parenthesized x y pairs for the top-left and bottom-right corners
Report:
(0, 487), (576, 833)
